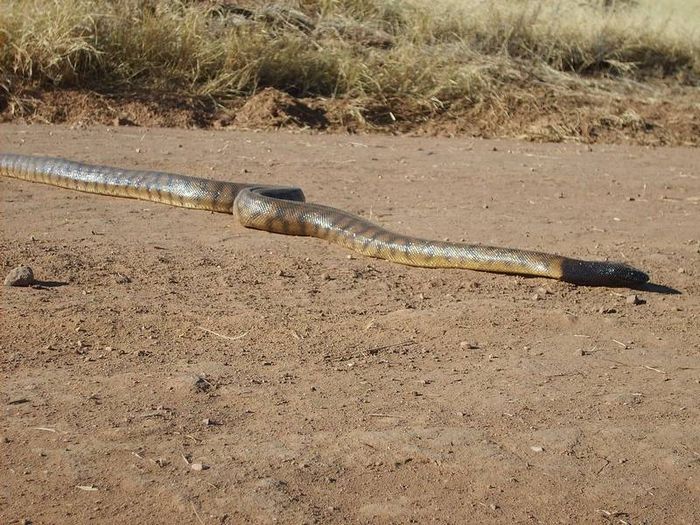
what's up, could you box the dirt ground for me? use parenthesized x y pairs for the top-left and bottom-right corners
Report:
(4, 84), (700, 147)
(1, 124), (698, 524)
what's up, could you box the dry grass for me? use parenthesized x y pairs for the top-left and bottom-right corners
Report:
(0, 0), (698, 134)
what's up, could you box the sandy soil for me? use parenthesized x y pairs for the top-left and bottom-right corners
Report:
(1, 124), (699, 524)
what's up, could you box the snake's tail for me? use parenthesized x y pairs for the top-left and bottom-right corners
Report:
(0, 153), (242, 213)
(234, 188), (649, 286)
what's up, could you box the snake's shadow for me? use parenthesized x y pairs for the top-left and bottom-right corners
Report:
(632, 282), (681, 295)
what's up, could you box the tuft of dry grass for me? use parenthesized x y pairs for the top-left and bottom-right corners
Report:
(0, 0), (698, 137)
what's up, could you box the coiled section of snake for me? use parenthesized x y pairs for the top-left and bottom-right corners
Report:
(0, 153), (649, 287)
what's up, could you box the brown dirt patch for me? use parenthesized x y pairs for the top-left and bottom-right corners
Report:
(230, 88), (329, 130)
(1, 125), (699, 524)
(2, 82), (699, 146)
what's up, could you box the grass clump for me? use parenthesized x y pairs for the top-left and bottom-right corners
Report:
(0, 0), (698, 140)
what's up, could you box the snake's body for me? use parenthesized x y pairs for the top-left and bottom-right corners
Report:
(0, 153), (648, 287)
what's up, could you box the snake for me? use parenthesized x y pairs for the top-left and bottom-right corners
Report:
(0, 153), (649, 287)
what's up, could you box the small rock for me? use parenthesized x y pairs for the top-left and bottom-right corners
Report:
(191, 463), (209, 471)
(530, 446), (544, 452)
(626, 294), (645, 305)
(677, 268), (685, 274)
(4, 266), (34, 287)
(531, 293), (541, 301)
(192, 376), (212, 392)
(114, 274), (131, 284)
(320, 272), (332, 281)
(460, 341), (480, 350)
(490, 503), (499, 511)
(202, 418), (212, 426)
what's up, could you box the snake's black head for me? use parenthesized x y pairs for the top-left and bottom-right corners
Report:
(560, 259), (649, 287)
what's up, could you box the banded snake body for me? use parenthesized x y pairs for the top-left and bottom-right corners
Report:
(0, 153), (649, 287)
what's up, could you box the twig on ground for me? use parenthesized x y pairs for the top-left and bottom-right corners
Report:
(191, 502), (205, 525)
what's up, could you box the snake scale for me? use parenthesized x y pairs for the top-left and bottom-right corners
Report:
(0, 153), (649, 287)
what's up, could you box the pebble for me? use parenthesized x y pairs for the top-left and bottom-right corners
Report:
(114, 274), (131, 284)
(192, 377), (211, 392)
(626, 294), (645, 305)
(4, 266), (34, 287)
(460, 341), (480, 350)
(191, 463), (209, 471)
(530, 446), (544, 452)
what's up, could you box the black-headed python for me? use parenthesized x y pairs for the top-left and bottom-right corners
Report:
(0, 153), (649, 287)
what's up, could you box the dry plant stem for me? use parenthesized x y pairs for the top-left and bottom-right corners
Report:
(0, 0), (697, 127)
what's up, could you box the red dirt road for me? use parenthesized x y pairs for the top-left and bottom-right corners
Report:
(1, 124), (699, 524)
